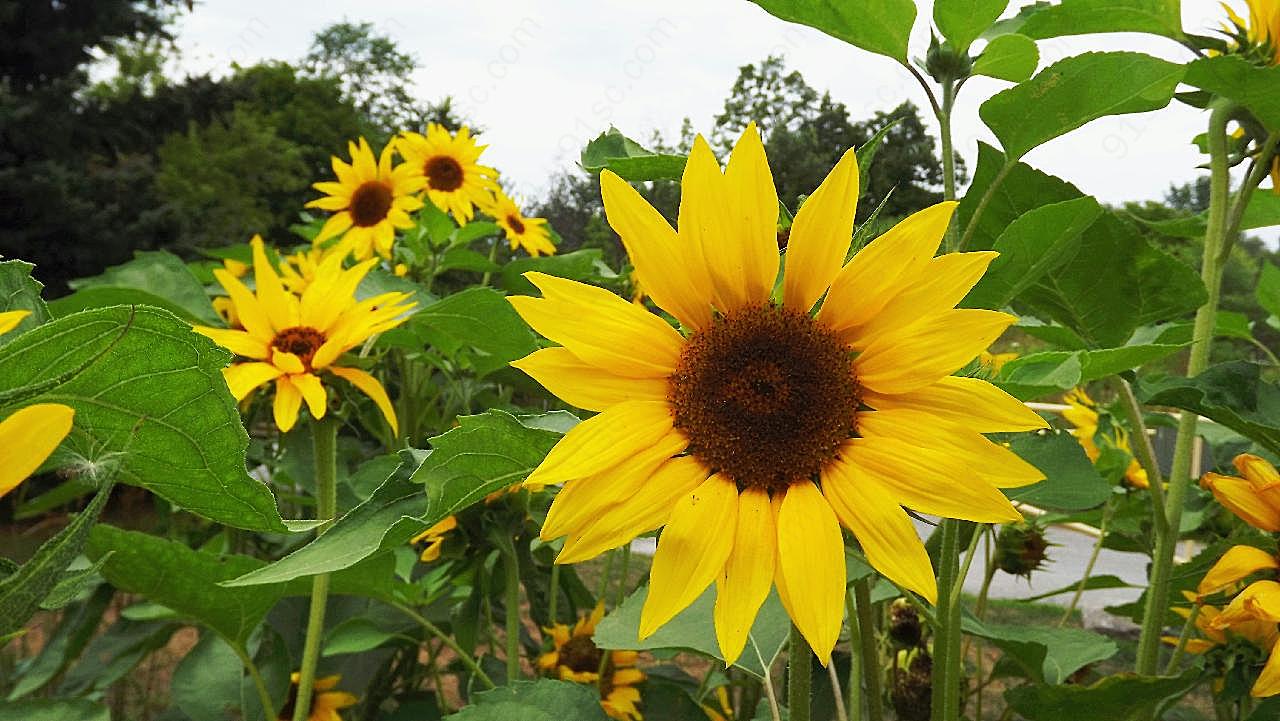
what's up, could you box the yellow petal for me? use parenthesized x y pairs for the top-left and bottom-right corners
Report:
(313, 211), (354, 245)
(1198, 545), (1280, 597)
(328, 366), (398, 436)
(251, 236), (299, 332)
(1253, 641), (1280, 698)
(775, 481), (845, 665)
(523, 400), (679, 489)
(1202, 472), (1280, 532)
(853, 309), (1016, 394)
(720, 123), (780, 306)
(1239, 453), (1280, 488)
(292, 373), (328, 420)
(782, 148), (859, 313)
(848, 251), (998, 350)
(212, 269), (274, 342)
(1215, 580), (1280, 626)
(223, 362), (284, 400)
(822, 457), (937, 603)
(0, 404), (74, 497)
(273, 375), (303, 432)
(678, 136), (736, 311)
(640, 474), (738, 638)
(511, 347), (669, 412)
(856, 408), (1044, 488)
(862, 376), (1048, 433)
(600, 170), (712, 330)
(272, 349), (305, 374)
(192, 326), (270, 359)
(817, 202), (957, 332)
(0, 309), (30, 336)
(714, 487), (776, 665)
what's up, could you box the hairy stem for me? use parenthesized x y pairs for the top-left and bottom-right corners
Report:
(292, 418), (339, 721)
(931, 520), (962, 721)
(393, 602), (497, 689)
(789, 623), (813, 721)
(854, 579), (884, 721)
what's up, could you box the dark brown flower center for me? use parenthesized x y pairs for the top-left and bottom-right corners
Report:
(559, 635), (604, 673)
(271, 326), (326, 369)
(424, 155), (465, 191)
(506, 214), (526, 235)
(668, 304), (860, 494)
(349, 181), (393, 227)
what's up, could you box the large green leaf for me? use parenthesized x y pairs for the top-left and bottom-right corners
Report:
(963, 614), (1117, 684)
(0, 260), (51, 337)
(963, 197), (1101, 309)
(594, 585), (790, 680)
(448, 680), (611, 721)
(409, 287), (538, 377)
(170, 632), (257, 721)
(1136, 361), (1280, 455)
(1005, 431), (1111, 511)
(0, 306), (285, 531)
(1015, 0), (1184, 40)
(979, 52), (1183, 160)
(500, 249), (609, 296)
(994, 345), (1184, 400)
(748, 0), (917, 62)
(60, 251), (221, 324)
(1003, 670), (1199, 720)
(580, 128), (686, 182)
(1258, 262), (1280, 319)
(935, 0), (1009, 54)
(971, 33), (1039, 82)
(1184, 55), (1280, 131)
(957, 143), (1083, 251)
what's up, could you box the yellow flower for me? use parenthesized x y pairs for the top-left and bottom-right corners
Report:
(1202, 453), (1280, 531)
(538, 603), (645, 721)
(0, 309), (30, 336)
(279, 672), (358, 721)
(483, 189), (556, 257)
(279, 246), (339, 295)
(308, 138), (425, 261)
(1207, 579), (1280, 696)
(1198, 544), (1280, 598)
(702, 686), (734, 721)
(223, 257), (250, 278)
(508, 124), (1045, 665)
(410, 515), (458, 562)
(1162, 590), (1277, 657)
(397, 124), (499, 224)
(1223, 0), (1280, 65)
(1062, 388), (1149, 489)
(0, 404), (75, 497)
(194, 237), (415, 434)
(978, 350), (1017, 373)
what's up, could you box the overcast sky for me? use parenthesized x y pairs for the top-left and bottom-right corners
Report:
(169, 0), (1277, 241)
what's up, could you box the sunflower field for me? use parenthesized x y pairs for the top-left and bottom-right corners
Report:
(3, 1), (1280, 720)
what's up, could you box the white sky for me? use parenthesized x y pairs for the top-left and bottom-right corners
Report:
(170, 0), (1278, 241)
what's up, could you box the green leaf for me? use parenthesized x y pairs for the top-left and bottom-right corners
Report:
(0, 260), (51, 337)
(957, 143), (1083, 251)
(1241, 192), (1280, 232)
(1259, 262), (1280, 319)
(323, 616), (408, 656)
(1136, 361), (1280, 455)
(1015, 0), (1184, 40)
(748, 0), (917, 62)
(594, 585), (790, 680)
(1005, 431), (1111, 511)
(500, 248), (609, 296)
(979, 52), (1183, 160)
(1016, 574), (1134, 603)
(448, 680), (611, 721)
(0, 700), (109, 721)
(994, 344), (1184, 399)
(0, 480), (114, 637)
(6, 584), (113, 700)
(39, 553), (113, 610)
(1003, 670), (1199, 720)
(61, 251), (221, 324)
(1079, 344), (1184, 379)
(972, 33), (1039, 81)
(962, 614), (1117, 684)
(1184, 55), (1280, 131)
(411, 287), (538, 377)
(580, 128), (686, 182)
(170, 632), (252, 721)
(437, 248), (500, 274)
(963, 197), (1101, 309)
(935, 0), (1008, 54)
(0, 306), (285, 531)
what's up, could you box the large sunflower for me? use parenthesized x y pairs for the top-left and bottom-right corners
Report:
(194, 237), (414, 433)
(508, 124), (1045, 665)
(397, 124), (499, 224)
(539, 603), (645, 721)
(484, 188), (556, 257)
(308, 138), (425, 261)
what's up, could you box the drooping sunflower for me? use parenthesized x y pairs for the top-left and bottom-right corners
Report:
(308, 138), (425, 261)
(1202, 578), (1280, 696)
(410, 515), (458, 562)
(1062, 387), (1149, 489)
(508, 124), (1045, 665)
(483, 188), (556, 257)
(0, 403), (75, 497)
(397, 124), (499, 224)
(278, 672), (358, 721)
(1221, 0), (1280, 192)
(1202, 454), (1280, 531)
(539, 603), (645, 721)
(194, 237), (414, 433)
(0, 309), (30, 337)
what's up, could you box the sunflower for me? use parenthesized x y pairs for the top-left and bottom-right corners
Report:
(978, 350), (1017, 374)
(1062, 387), (1149, 489)
(539, 603), (645, 721)
(278, 672), (358, 721)
(308, 138), (425, 261)
(279, 246), (339, 295)
(483, 189), (555, 257)
(0, 309), (29, 337)
(0, 403), (75, 497)
(397, 124), (499, 224)
(1201, 578), (1280, 696)
(508, 124), (1045, 665)
(1202, 454), (1280, 531)
(410, 515), (458, 562)
(1222, 0), (1280, 193)
(194, 236), (414, 433)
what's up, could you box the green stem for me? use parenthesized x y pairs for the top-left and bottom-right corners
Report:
(233, 643), (276, 720)
(548, 562), (561, 625)
(956, 162), (1014, 252)
(1117, 380), (1169, 539)
(392, 602), (497, 689)
(854, 579), (884, 721)
(480, 236), (501, 286)
(503, 546), (522, 684)
(614, 544), (632, 606)
(828, 660), (850, 721)
(931, 520), (965, 721)
(1226, 132), (1279, 241)
(292, 418), (339, 721)
(939, 77), (959, 251)
(1165, 603), (1201, 675)
(1134, 99), (1236, 677)
(788, 623), (813, 721)
(846, 590), (862, 721)
(1061, 501), (1113, 627)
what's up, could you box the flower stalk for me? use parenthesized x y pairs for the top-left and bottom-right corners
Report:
(853, 578), (885, 721)
(292, 417), (339, 721)
(931, 520), (963, 721)
(789, 623), (813, 721)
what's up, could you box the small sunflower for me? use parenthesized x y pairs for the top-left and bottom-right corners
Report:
(0, 309), (30, 337)
(1062, 388), (1149, 489)
(0, 403), (75, 497)
(194, 237), (414, 433)
(1202, 454), (1280, 531)
(279, 246), (338, 295)
(397, 124), (499, 224)
(1199, 578), (1280, 696)
(410, 515), (458, 562)
(278, 672), (358, 721)
(483, 189), (555, 257)
(509, 124), (1045, 665)
(308, 138), (425, 261)
(539, 603), (645, 721)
